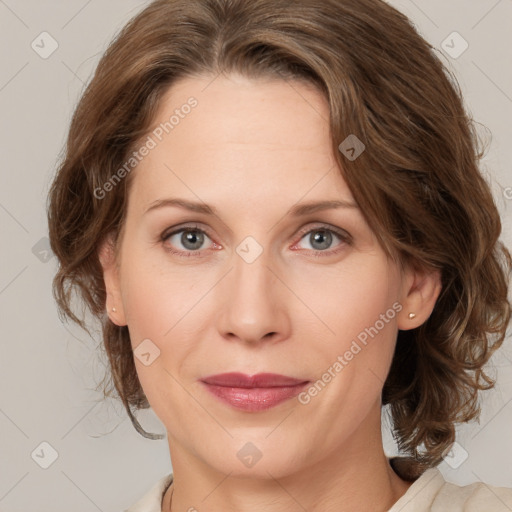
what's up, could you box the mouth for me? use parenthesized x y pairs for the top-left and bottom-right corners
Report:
(200, 372), (310, 412)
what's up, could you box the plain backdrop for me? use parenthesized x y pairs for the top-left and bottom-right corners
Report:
(0, 0), (511, 510)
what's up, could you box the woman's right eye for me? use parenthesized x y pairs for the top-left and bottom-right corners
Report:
(162, 226), (216, 258)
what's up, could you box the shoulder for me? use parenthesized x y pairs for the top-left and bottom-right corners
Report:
(389, 459), (512, 511)
(124, 473), (173, 512)
(431, 478), (512, 511)
(123, 466), (512, 512)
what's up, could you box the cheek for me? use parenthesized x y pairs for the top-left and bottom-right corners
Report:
(291, 252), (399, 343)
(293, 254), (401, 404)
(118, 249), (208, 396)
(120, 250), (198, 342)
(119, 258), (198, 417)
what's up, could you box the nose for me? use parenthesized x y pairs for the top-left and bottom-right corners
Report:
(216, 248), (291, 346)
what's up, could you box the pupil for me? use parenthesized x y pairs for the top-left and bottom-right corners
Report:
(182, 230), (203, 250)
(312, 230), (331, 250)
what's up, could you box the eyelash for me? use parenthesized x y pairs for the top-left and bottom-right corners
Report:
(160, 223), (352, 259)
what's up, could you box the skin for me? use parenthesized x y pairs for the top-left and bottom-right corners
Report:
(99, 73), (442, 512)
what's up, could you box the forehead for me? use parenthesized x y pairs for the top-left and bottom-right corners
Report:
(152, 73), (331, 151)
(126, 74), (354, 212)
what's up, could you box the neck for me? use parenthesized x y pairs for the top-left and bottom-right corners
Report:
(163, 407), (413, 512)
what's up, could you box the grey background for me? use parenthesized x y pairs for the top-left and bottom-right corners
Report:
(0, 0), (511, 510)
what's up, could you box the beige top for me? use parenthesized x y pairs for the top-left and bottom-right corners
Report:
(125, 463), (512, 512)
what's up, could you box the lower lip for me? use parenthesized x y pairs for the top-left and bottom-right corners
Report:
(201, 382), (309, 412)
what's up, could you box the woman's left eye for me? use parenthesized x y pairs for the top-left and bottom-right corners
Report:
(161, 224), (351, 258)
(293, 226), (351, 255)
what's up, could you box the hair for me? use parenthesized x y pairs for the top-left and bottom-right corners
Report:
(47, 0), (511, 476)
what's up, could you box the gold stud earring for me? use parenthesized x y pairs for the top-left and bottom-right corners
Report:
(408, 312), (416, 319)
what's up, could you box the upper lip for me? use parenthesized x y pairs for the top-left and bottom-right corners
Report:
(201, 372), (309, 388)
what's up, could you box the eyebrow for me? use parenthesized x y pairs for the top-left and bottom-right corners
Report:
(144, 198), (358, 216)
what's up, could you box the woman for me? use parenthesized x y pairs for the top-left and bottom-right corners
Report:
(47, 0), (512, 510)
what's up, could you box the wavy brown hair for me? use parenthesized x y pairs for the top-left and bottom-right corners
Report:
(46, 0), (511, 474)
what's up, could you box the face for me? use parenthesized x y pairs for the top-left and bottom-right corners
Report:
(100, 73), (440, 479)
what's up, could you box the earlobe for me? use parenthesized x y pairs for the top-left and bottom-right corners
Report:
(98, 234), (127, 326)
(397, 265), (442, 331)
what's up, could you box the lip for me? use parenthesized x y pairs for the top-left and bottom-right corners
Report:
(200, 372), (310, 412)
(201, 372), (308, 388)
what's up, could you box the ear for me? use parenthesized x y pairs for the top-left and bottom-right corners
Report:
(397, 263), (442, 331)
(98, 233), (127, 326)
